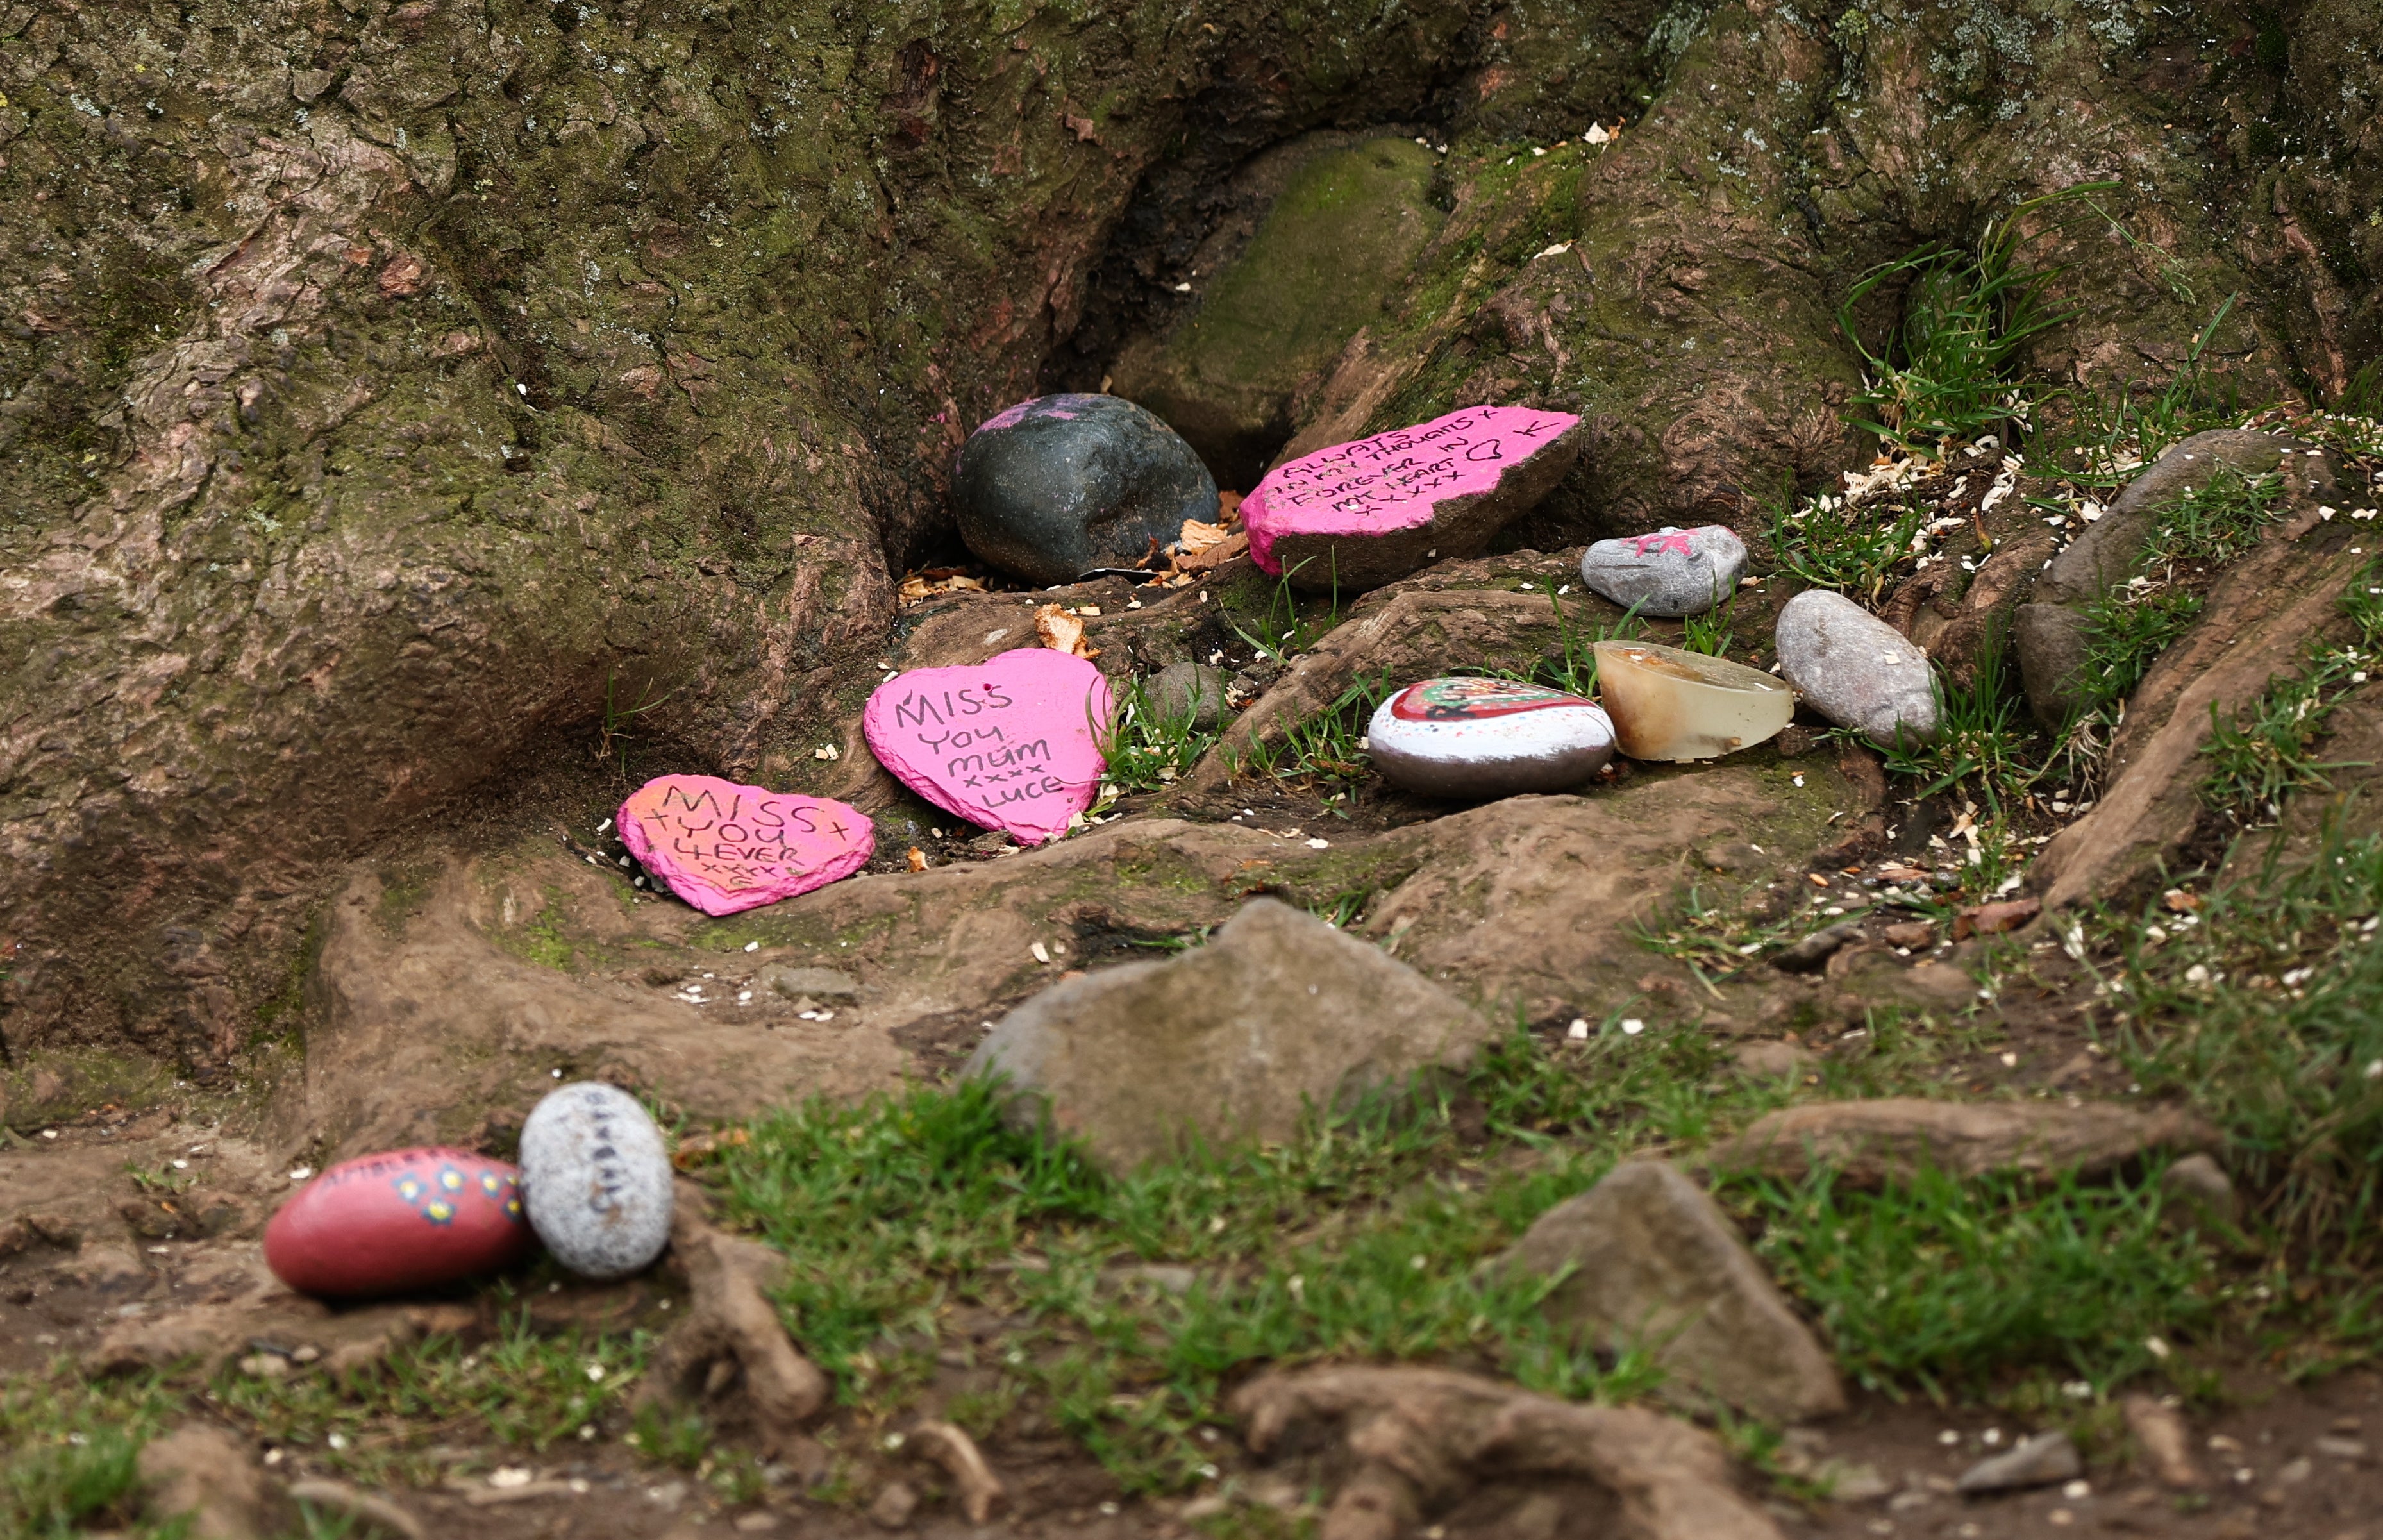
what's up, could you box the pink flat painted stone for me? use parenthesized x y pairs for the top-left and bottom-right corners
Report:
(1244, 405), (1587, 590)
(617, 776), (874, 917)
(864, 648), (1113, 845)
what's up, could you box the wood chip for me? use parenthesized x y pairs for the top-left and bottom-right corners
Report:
(1033, 604), (1098, 658)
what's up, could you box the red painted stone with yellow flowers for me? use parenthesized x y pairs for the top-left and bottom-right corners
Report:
(263, 1148), (535, 1299)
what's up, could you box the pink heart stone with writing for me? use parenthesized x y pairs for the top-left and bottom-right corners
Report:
(618, 776), (874, 917)
(864, 648), (1113, 846)
(1244, 405), (1585, 590)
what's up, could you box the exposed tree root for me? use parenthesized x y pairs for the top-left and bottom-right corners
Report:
(284, 1479), (425, 1540)
(637, 1192), (830, 1456)
(1232, 1365), (1784, 1540)
(909, 1419), (1008, 1523)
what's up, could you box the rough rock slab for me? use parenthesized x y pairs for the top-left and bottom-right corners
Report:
(1775, 589), (1937, 745)
(2017, 430), (2345, 723)
(965, 897), (1495, 1170)
(617, 776), (874, 917)
(1703, 1098), (2216, 1187)
(951, 394), (1218, 586)
(864, 649), (1114, 846)
(1242, 406), (1586, 589)
(1500, 1159), (1844, 1423)
(2035, 501), (2370, 910)
(280, 860), (908, 1162)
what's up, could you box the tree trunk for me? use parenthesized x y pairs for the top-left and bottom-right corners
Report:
(0, 0), (2370, 1066)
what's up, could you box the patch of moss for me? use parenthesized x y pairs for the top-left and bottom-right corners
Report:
(375, 859), (444, 938)
(1, 1050), (180, 1133)
(1111, 137), (1446, 485)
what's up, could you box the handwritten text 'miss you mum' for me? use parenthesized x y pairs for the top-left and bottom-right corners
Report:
(888, 684), (1073, 808)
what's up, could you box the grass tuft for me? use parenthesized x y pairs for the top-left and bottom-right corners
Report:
(1839, 183), (2113, 451)
(1097, 674), (1225, 795)
(1727, 1165), (2213, 1400)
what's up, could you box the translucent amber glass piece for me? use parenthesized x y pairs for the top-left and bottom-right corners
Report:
(1594, 640), (1795, 762)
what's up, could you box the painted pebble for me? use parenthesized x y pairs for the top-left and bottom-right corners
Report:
(1578, 525), (1748, 617)
(1593, 640), (1794, 762)
(1774, 589), (1939, 745)
(1243, 405), (1587, 590)
(264, 1146), (533, 1299)
(864, 648), (1113, 845)
(1366, 676), (1615, 799)
(519, 1082), (674, 1281)
(619, 774), (873, 917)
(953, 394), (1218, 586)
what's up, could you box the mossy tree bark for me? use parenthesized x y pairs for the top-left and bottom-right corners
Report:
(0, 0), (2370, 1067)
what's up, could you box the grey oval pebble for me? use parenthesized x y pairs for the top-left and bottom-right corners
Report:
(1773, 589), (1937, 745)
(1579, 525), (1747, 617)
(520, 1082), (674, 1280)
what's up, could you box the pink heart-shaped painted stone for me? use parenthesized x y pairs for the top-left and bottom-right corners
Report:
(617, 776), (874, 917)
(863, 648), (1112, 845)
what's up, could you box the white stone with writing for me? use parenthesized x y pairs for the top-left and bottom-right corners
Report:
(519, 1082), (673, 1280)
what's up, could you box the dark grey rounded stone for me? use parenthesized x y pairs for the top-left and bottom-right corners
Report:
(953, 394), (1218, 586)
(519, 1082), (673, 1280)
(1147, 661), (1230, 728)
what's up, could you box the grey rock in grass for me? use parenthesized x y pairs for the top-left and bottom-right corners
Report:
(521, 1082), (674, 1280)
(1147, 660), (1230, 729)
(1579, 525), (1748, 617)
(1498, 1158), (1846, 1423)
(1774, 589), (1937, 746)
(1957, 1430), (2080, 1493)
(2015, 428), (2345, 725)
(2159, 1152), (2240, 1232)
(964, 897), (1495, 1171)
(953, 393), (1217, 587)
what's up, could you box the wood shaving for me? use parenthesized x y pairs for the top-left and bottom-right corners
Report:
(1034, 604), (1098, 658)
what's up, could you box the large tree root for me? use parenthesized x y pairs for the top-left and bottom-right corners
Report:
(637, 1191), (830, 1459)
(1232, 1366), (1785, 1540)
(909, 1419), (1008, 1523)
